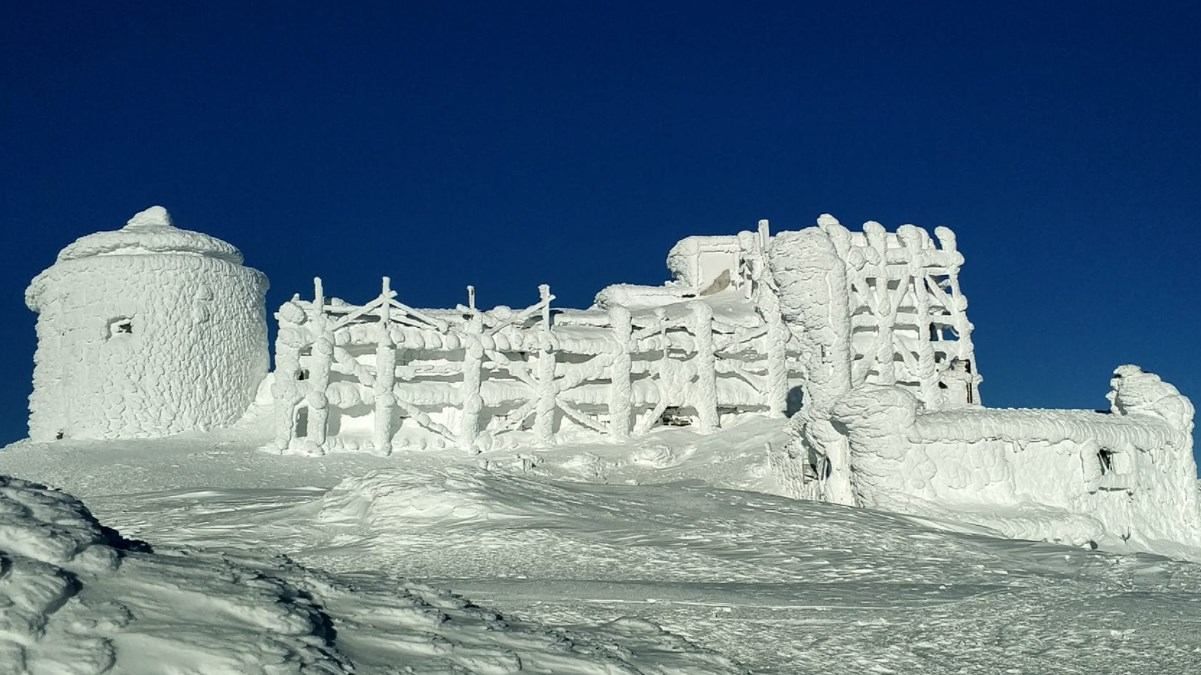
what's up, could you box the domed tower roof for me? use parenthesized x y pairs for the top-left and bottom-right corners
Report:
(54, 206), (244, 264)
(27, 206), (249, 312)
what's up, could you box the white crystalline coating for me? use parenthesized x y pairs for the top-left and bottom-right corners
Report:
(270, 227), (792, 456)
(820, 369), (1201, 549)
(25, 207), (268, 441)
(50, 205), (244, 265)
(23, 206), (1200, 554)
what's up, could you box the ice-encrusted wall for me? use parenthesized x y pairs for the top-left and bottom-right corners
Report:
(822, 367), (1200, 548)
(26, 207), (268, 441)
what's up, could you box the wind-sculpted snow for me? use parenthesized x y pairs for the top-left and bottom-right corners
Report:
(5, 429), (1201, 673)
(0, 474), (741, 674)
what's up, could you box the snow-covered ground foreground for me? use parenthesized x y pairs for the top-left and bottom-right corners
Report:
(4, 415), (1201, 674)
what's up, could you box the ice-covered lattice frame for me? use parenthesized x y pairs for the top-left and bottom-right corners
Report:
(820, 214), (980, 410)
(268, 216), (987, 456)
(269, 274), (798, 455)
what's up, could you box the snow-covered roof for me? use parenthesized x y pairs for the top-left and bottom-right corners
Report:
(54, 205), (244, 265)
(26, 206), (252, 312)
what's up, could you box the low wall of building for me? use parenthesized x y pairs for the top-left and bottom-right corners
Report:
(823, 369), (1201, 550)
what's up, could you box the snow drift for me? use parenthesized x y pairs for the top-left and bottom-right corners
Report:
(0, 473), (740, 674)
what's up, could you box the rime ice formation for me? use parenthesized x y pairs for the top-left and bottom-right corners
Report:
(764, 216), (1200, 549)
(26, 206), (268, 441)
(270, 224), (796, 455)
(25, 207), (1200, 551)
(268, 214), (981, 457)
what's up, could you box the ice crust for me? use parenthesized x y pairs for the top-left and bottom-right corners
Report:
(19, 205), (1201, 571)
(766, 218), (1201, 550)
(25, 207), (268, 442)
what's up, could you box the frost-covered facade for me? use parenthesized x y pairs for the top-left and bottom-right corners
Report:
(26, 206), (268, 441)
(268, 215), (982, 456)
(25, 207), (1199, 549)
(268, 223), (798, 455)
(768, 217), (1199, 549)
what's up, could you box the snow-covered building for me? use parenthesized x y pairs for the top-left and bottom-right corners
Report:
(267, 215), (980, 455)
(768, 218), (1199, 549)
(25, 206), (269, 441)
(23, 205), (1199, 549)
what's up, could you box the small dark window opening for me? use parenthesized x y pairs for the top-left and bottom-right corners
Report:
(807, 457), (833, 480)
(55, 430), (64, 440)
(1098, 448), (1115, 475)
(658, 406), (692, 427)
(296, 368), (310, 381)
(107, 317), (133, 338)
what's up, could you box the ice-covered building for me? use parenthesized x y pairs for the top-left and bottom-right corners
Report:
(25, 206), (269, 441)
(768, 218), (1199, 549)
(24, 206), (1199, 549)
(267, 215), (980, 455)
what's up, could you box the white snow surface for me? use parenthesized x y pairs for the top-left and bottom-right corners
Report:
(0, 473), (736, 674)
(4, 412), (1201, 674)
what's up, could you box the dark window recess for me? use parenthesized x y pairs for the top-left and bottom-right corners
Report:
(1098, 448), (1115, 475)
(107, 317), (133, 338)
(296, 368), (310, 381)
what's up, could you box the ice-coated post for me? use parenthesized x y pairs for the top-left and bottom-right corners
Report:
(459, 311), (484, 451)
(307, 277), (332, 452)
(690, 301), (718, 432)
(372, 276), (397, 455)
(271, 299), (308, 452)
(467, 284), (476, 311)
(759, 286), (789, 417)
(899, 226), (939, 408)
(534, 284), (556, 445)
(864, 222), (896, 385)
(608, 305), (633, 439)
(539, 283), (552, 328)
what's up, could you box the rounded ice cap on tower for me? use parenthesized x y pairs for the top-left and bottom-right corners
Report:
(46, 206), (243, 267)
(26, 206), (270, 442)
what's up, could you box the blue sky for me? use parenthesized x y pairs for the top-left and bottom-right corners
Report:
(2, 2), (1199, 452)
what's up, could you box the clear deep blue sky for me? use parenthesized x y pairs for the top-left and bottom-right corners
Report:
(2, 3), (1199, 451)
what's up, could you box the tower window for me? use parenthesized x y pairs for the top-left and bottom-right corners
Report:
(107, 316), (134, 338)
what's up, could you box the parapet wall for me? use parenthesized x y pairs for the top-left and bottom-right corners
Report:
(823, 368), (1201, 549)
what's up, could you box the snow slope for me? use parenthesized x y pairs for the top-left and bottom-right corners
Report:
(0, 474), (737, 674)
(4, 418), (1201, 673)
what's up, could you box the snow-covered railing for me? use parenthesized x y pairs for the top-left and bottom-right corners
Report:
(269, 277), (797, 455)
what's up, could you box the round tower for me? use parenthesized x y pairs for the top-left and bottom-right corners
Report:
(25, 206), (269, 441)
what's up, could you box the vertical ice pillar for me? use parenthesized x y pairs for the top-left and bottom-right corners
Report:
(307, 278), (332, 454)
(898, 225), (940, 408)
(270, 299), (309, 452)
(459, 311), (484, 451)
(863, 221), (895, 385)
(935, 226), (979, 403)
(768, 222), (856, 504)
(608, 305), (633, 440)
(372, 277), (397, 455)
(757, 284), (789, 417)
(534, 284), (556, 446)
(690, 301), (718, 433)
